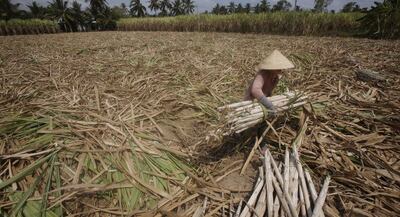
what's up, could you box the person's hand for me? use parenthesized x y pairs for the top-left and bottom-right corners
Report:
(259, 95), (277, 118)
(259, 95), (274, 109)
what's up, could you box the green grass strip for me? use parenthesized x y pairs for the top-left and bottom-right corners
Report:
(0, 151), (57, 190)
(10, 171), (44, 217)
(40, 154), (56, 217)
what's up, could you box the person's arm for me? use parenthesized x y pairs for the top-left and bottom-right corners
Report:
(250, 74), (276, 112)
(250, 73), (265, 100)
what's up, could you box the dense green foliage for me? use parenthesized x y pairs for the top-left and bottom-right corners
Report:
(358, 0), (400, 39)
(117, 12), (362, 36)
(341, 1), (368, 13)
(0, 0), (398, 39)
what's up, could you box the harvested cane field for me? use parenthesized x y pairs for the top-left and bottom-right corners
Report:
(0, 31), (399, 216)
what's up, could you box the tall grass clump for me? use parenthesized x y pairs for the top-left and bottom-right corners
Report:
(0, 19), (59, 36)
(117, 12), (363, 36)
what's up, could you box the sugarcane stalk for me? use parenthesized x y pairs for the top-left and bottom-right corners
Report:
(270, 93), (295, 100)
(271, 95), (292, 104)
(289, 154), (299, 206)
(273, 96), (306, 108)
(234, 119), (263, 133)
(231, 114), (263, 125)
(293, 146), (312, 217)
(233, 117), (263, 128)
(221, 92), (308, 135)
(254, 167), (267, 216)
(267, 150), (298, 217)
(265, 150), (274, 217)
(304, 171), (317, 200)
(225, 93), (298, 113)
(235, 200), (243, 217)
(273, 195), (280, 217)
(227, 95), (305, 115)
(254, 182), (267, 217)
(239, 167), (264, 217)
(232, 96), (297, 114)
(281, 147), (290, 217)
(271, 172), (296, 217)
(304, 171), (325, 217)
(304, 170), (325, 217)
(230, 198), (233, 217)
(310, 176), (331, 217)
(276, 101), (307, 112)
(233, 103), (262, 113)
(231, 113), (264, 124)
(228, 107), (263, 118)
(203, 196), (208, 216)
(299, 185), (307, 217)
(193, 206), (204, 217)
(218, 100), (253, 110)
(229, 97), (306, 120)
(228, 112), (264, 123)
(284, 147), (290, 196)
(233, 120), (264, 132)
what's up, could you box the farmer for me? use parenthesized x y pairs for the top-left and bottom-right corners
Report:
(244, 50), (295, 116)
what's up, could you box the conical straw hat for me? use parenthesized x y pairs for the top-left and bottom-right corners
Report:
(256, 50), (295, 71)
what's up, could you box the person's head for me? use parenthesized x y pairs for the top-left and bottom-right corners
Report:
(256, 50), (294, 75)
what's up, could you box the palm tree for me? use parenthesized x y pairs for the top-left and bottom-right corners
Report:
(0, 0), (22, 20)
(313, 0), (332, 12)
(245, 3), (251, 13)
(130, 0), (146, 17)
(359, 0), (400, 39)
(86, 0), (108, 19)
(159, 0), (171, 16)
(219, 5), (228, 14)
(171, 0), (184, 16)
(27, 1), (45, 19)
(149, 0), (160, 15)
(97, 6), (116, 30)
(341, 2), (361, 13)
(254, 3), (260, 13)
(236, 3), (244, 13)
(272, 0), (292, 12)
(48, 0), (73, 32)
(227, 2), (235, 14)
(260, 0), (270, 12)
(120, 3), (129, 16)
(182, 0), (195, 14)
(71, 1), (86, 31)
(212, 3), (220, 14)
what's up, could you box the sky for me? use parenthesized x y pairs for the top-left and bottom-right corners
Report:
(14, 0), (382, 12)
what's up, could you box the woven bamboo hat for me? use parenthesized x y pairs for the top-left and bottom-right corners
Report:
(256, 50), (295, 71)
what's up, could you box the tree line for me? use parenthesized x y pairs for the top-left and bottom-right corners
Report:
(0, 0), (196, 31)
(0, 0), (398, 39)
(210, 0), (368, 15)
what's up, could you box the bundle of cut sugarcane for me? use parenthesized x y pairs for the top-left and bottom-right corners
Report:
(218, 92), (308, 134)
(235, 147), (330, 217)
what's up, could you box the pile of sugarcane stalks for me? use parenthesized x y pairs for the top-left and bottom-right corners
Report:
(218, 92), (308, 134)
(235, 147), (330, 217)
